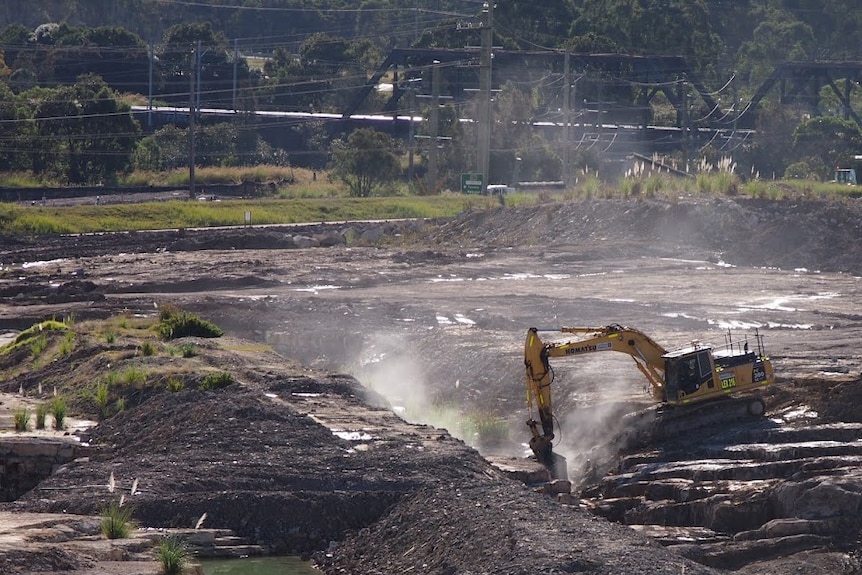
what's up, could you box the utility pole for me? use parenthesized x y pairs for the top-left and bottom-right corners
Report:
(189, 46), (196, 199)
(427, 62), (441, 193)
(562, 49), (570, 187)
(147, 41), (154, 131)
(408, 83), (416, 185)
(232, 38), (239, 112)
(681, 77), (689, 172)
(477, 1), (493, 192)
(195, 40), (203, 116)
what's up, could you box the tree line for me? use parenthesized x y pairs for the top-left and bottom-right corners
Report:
(1, 1), (862, 190)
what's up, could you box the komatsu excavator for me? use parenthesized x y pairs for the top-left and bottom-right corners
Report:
(524, 324), (774, 476)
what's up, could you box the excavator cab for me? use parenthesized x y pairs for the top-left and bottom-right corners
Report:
(663, 347), (716, 402)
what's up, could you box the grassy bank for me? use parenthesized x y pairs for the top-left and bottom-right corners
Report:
(0, 195), (513, 234)
(1, 165), (860, 235)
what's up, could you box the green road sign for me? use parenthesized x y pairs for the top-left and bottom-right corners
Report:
(461, 173), (484, 194)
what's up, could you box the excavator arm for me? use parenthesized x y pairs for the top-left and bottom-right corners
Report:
(524, 324), (669, 470)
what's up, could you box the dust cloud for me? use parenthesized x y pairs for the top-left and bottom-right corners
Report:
(349, 333), (474, 441)
(544, 355), (653, 482)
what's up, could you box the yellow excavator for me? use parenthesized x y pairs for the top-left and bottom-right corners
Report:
(524, 324), (774, 476)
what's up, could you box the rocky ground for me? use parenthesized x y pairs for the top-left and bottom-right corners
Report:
(0, 195), (861, 574)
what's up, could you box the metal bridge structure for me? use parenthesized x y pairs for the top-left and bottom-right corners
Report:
(136, 49), (862, 161)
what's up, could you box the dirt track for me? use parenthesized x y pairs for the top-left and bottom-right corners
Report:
(1, 197), (862, 574)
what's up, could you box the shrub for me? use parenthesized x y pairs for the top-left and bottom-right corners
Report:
(51, 397), (67, 430)
(100, 501), (136, 539)
(13, 407), (30, 432)
(199, 372), (234, 391)
(156, 535), (188, 575)
(157, 309), (224, 340)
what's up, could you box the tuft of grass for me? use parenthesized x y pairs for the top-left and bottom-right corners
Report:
(104, 331), (116, 344)
(58, 331), (76, 356)
(100, 501), (136, 539)
(13, 407), (30, 432)
(51, 396), (67, 430)
(461, 410), (509, 448)
(138, 340), (157, 356)
(30, 334), (48, 358)
(35, 403), (48, 429)
(166, 376), (185, 392)
(122, 367), (147, 386)
(156, 535), (189, 575)
(93, 382), (111, 419)
(179, 343), (197, 358)
(199, 372), (234, 391)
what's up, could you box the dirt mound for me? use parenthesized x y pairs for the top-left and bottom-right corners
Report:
(318, 483), (723, 575)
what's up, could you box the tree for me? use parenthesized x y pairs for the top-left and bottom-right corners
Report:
(792, 116), (862, 179)
(31, 75), (140, 183)
(572, 0), (723, 72)
(328, 128), (401, 197)
(158, 22), (245, 109)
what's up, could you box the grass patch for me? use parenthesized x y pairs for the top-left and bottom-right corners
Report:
(157, 307), (223, 340)
(35, 403), (48, 429)
(166, 375), (185, 392)
(58, 331), (76, 357)
(92, 382), (111, 419)
(138, 340), (157, 356)
(461, 410), (509, 447)
(1, 195), (497, 234)
(122, 367), (147, 387)
(4, 320), (68, 350)
(13, 407), (30, 432)
(156, 535), (189, 575)
(100, 501), (136, 539)
(30, 335), (48, 359)
(177, 342), (197, 357)
(199, 372), (234, 391)
(51, 396), (67, 430)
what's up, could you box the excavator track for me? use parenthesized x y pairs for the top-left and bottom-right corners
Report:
(618, 395), (768, 447)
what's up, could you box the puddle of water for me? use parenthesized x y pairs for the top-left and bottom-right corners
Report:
(200, 556), (318, 575)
